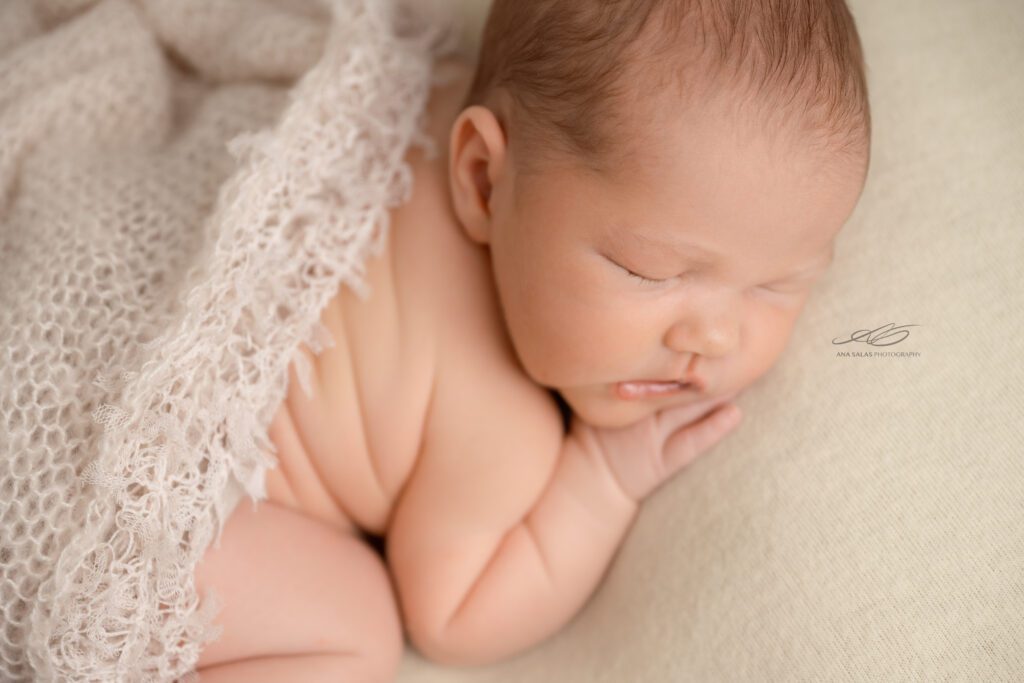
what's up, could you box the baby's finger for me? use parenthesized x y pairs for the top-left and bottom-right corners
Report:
(655, 391), (740, 440)
(661, 402), (742, 474)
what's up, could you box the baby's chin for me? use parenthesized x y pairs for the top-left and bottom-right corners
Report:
(556, 384), (668, 430)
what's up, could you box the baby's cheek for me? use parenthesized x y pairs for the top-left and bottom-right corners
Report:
(739, 316), (796, 384)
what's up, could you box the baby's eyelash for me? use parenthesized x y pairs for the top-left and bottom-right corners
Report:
(622, 265), (665, 284)
(759, 280), (810, 294)
(605, 254), (703, 286)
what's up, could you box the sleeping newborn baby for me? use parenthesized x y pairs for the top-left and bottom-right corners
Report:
(192, 0), (871, 680)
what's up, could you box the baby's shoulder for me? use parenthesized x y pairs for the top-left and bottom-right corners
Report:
(387, 170), (564, 501)
(384, 57), (566, 508)
(399, 153), (563, 452)
(409, 213), (565, 507)
(391, 286), (565, 538)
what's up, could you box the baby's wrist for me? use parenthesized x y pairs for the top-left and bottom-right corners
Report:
(561, 426), (641, 522)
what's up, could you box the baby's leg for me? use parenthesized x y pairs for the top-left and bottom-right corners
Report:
(194, 653), (365, 682)
(191, 499), (403, 682)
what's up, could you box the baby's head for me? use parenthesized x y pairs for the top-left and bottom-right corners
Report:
(448, 0), (871, 428)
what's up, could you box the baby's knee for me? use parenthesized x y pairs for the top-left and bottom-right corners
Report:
(335, 534), (404, 677)
(194, 651), (395, 683)
(193, 501), (404, 678)
(278, 527), (404, 677)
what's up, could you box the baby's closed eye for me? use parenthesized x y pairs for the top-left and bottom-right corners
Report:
(608, 253), (816, 294)
(758, 279), (811, 293)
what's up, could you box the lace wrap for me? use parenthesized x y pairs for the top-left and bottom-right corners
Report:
(0, 0), (461, 680)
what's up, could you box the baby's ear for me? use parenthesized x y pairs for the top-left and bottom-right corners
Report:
(448, 105), (507, 246)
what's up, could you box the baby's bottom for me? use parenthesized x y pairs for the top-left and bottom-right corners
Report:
(191, 499), (403, 682)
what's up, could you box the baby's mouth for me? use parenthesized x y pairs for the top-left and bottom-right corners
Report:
(614, 380), (696, 400)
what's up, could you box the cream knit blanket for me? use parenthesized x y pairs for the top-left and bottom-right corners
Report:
(0, 1), (460, 680)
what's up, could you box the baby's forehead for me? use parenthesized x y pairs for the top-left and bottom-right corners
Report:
(515, 98), (866, 223)
(607, 73), (864, 167)
(549, 145), (857, 264)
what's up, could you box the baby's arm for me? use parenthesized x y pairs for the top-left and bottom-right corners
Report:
(388, 394), (639, 667)
(387, 352), (741, 666)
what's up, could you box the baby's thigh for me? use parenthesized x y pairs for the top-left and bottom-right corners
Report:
(192, 499), (402, 677)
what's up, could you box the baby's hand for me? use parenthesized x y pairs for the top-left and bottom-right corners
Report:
(570, 393), (744, 503)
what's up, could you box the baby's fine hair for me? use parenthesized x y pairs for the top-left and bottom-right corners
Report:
(462, 0), (872, 175)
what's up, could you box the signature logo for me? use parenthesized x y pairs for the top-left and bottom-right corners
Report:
(832, 323), (918, 347)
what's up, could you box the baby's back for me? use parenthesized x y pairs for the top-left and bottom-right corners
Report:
(261, 57), (554, 542)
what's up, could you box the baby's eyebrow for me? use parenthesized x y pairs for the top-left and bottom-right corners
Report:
(614, 229), (720, 265)
(611, 225), (836, 276)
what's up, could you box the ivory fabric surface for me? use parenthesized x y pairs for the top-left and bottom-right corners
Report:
(396, 0), (1024, 680)
(0, 1), (460, 680)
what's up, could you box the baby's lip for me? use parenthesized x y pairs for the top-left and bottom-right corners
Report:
(634, 372), (707, 393)
(614, 374), (707, 400)
(679, 372), (706, 393)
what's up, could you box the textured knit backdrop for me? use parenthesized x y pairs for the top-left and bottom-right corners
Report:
(0, 1), (461, 681)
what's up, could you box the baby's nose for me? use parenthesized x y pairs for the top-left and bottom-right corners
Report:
(663, 312), (739, 359)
